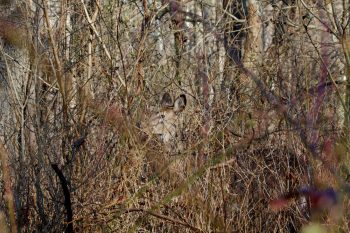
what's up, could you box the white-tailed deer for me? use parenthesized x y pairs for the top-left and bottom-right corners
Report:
(142, 92), (187, 151)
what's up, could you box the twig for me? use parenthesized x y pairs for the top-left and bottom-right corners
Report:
(124, 208), (203, 232)
(80, 0), (125, 87)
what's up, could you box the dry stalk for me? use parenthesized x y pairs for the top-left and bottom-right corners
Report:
(80, 0), (125, 87)
(42, 0), (66, 102)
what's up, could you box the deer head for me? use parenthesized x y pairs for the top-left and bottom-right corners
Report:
(142, 92), (187, 150)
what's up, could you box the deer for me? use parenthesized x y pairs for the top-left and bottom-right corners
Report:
(137, 92), (188, 186)
(141, 92), (187, 152)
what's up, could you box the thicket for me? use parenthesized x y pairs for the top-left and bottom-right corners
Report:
(0, 0), (349, 232)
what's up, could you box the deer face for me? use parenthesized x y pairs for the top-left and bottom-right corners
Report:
(143, 93), (187, 149)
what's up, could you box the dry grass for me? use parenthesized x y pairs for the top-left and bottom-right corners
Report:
(1, 1), (349, 232)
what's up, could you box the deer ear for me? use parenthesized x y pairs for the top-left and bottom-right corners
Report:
(173, 94), (186, 112)
(160, 92), (173, 108)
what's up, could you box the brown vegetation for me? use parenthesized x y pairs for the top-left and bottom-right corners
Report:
(0, 0), (349, 232)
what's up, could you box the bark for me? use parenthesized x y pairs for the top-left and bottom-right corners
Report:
(0, 141), (17, 233)
(162, 0), (185, 83)
(341, 34), (350, 143)
(242, 0), (262, 73)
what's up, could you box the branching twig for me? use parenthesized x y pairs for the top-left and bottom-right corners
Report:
(80, 0), (125, 87)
